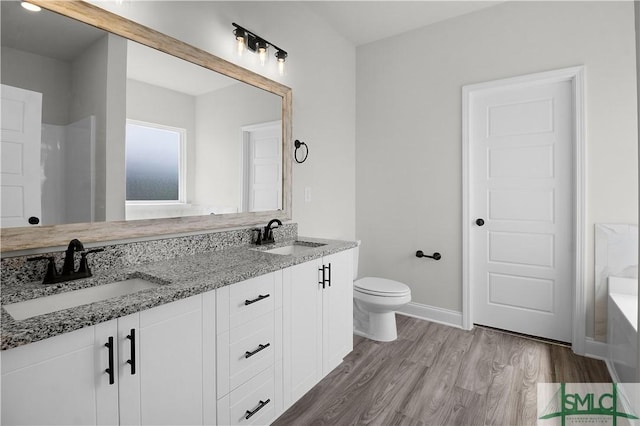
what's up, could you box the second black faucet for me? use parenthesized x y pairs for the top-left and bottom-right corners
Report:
(255, 219), (282, 245)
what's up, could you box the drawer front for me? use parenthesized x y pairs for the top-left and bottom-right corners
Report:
(229, 274), (275, 329)
(218, 312), (275, 393)
(229, 366), (276, 425)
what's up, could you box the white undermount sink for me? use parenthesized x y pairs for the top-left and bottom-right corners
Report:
(3, 278), (162, 321)
(260, 241), (326, 256)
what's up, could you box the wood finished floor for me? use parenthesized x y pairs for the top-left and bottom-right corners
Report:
(273, 315), (611, 426)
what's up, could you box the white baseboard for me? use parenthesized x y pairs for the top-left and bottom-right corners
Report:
(396, 302), (463, 329)
(583, 337), (609, 360)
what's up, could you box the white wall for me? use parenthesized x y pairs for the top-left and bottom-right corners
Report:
(91, 0), (357, 240)
(1, 47), (71, 125)
(70, 34), (110, 221)
(356, 1), (638, 339)
(105, 34), (128, 222)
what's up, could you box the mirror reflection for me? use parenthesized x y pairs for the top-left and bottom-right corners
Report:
(1, 1), (283, 228)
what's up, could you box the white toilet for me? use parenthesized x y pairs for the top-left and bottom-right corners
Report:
(353, 243), (412, 342)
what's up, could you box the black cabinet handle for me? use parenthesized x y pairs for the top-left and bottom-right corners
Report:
(318, 266), (326, 289)
(319, 264), (331, 288)
(126, 329), (136, 375)
(245, 399), (271, 420)
(245, 343), (270, 359)
(476, 218), (485, 226)
(105, 337), (115, 385)
(245, 294), (270, 305)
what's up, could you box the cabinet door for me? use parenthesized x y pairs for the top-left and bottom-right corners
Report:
(322, 249), (354, 375)
(1, 322), (119, 425)
(282, 258), (323, 408)
(116, 313), (141, 426)
(138, 295), (203, 425)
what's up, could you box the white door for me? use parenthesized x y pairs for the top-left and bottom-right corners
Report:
(468, 77), (574, 342)
(1, 84), (42, 227)
(243, 122), (282, 212)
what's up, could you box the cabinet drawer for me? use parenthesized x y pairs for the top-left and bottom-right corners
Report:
(218, 312), (275, 393)
(228, 274), (276, 329)
(219, 366), (276, 426)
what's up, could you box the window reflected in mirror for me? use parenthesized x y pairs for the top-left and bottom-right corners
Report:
(125, 121), (185, 203)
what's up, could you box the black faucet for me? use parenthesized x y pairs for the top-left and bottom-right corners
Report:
(256, 219), (282, 245)
(62, 239), (85, 275)
(28, 240), (105, 284)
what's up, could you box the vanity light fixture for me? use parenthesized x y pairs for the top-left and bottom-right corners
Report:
(21, 1), (41, 12)
(232, 23), (287, 75)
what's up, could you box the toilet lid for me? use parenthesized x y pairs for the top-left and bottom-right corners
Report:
(354, 277), (411, 297)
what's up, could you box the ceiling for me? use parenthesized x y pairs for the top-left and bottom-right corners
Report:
(306, 1), (504, 47)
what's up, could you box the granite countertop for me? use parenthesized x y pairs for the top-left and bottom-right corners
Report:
(1, 237), (357, 350)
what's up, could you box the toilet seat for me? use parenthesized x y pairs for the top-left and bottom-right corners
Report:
(354, 277), (411, 297)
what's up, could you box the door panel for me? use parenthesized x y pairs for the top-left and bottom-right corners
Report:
(1, 84), (42, 227)
(244, 122), (282, 212)
(470, 78), (573, 342)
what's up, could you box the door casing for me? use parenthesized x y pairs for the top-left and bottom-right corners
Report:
(462, 66), (586, 354)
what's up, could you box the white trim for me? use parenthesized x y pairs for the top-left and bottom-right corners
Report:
(583, 337), (609, 361)
(461, 66), (587, 352)
(396, 302), (464, 329)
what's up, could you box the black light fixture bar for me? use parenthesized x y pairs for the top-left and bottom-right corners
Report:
(232, 22), (287, 57)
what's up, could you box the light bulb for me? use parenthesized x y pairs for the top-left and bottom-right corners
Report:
(21, 2), (41, 12)
(236, 38), (245, 56)
(256, 40), (268, 66)
(275, 50), (287, 76)
(234, 29), (246, 57)
(278, 59), (285, 76)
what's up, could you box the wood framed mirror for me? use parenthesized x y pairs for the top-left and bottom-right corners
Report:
(1, 0), (292, 253)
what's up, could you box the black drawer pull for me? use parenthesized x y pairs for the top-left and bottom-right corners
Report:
(105, 337), (115, 385)
(126, 329), (136, 375)
(245, 343), (270, 358)
(245, 399), (271, 420)
(245, 294), (270, 306)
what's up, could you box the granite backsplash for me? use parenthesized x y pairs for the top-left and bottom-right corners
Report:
(1, 223), (297, 287)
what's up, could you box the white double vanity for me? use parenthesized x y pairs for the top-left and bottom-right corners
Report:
(1, 232), (356, 425)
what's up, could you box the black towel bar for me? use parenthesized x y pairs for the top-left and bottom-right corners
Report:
(416, 250), (441, 260)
